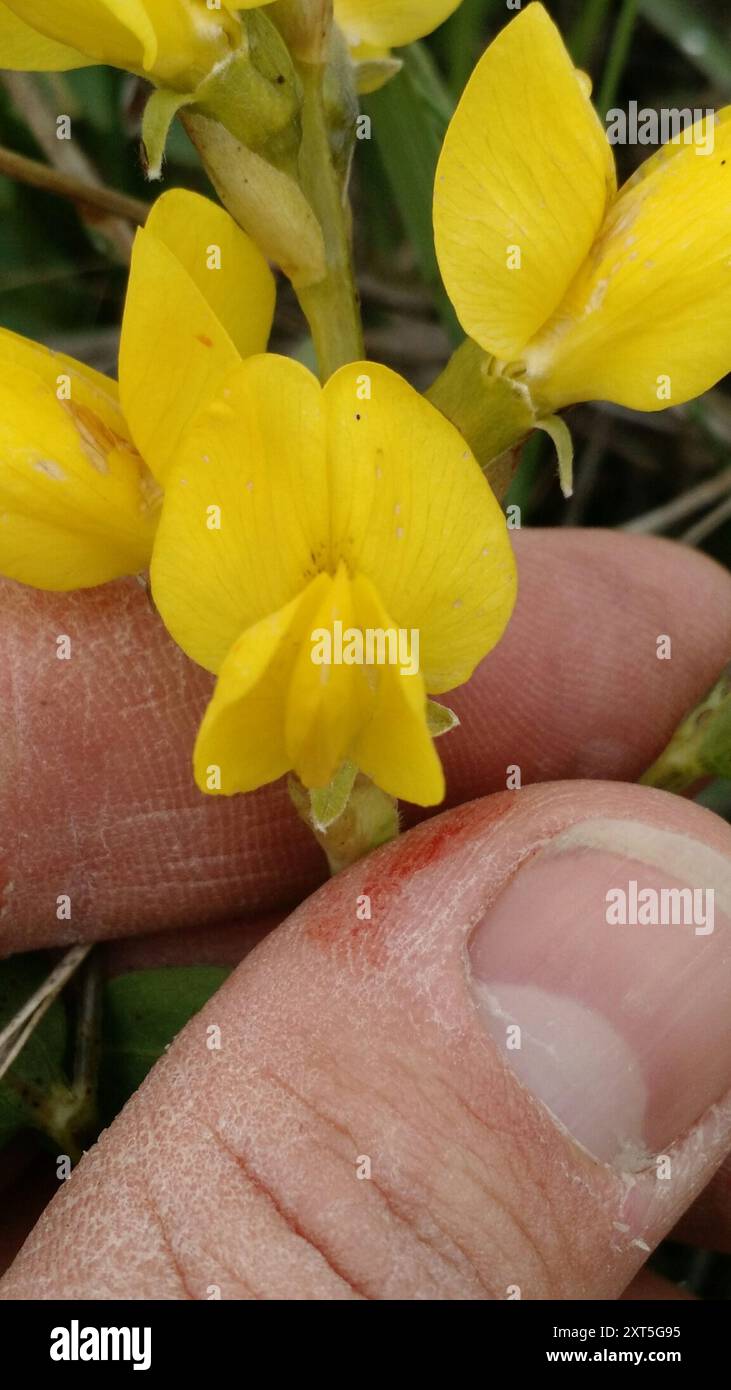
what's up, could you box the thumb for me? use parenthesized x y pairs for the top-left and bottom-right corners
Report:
(3, 782), (731, 1300)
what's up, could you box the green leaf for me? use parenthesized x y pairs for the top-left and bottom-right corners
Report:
(99, 966), (230, 1122)
(309, 759), (358, 832)
(0, 955), (69, 1148)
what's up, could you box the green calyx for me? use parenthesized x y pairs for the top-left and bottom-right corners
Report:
(426, 338), (537, 499)
(143, 10), (304, 183)
(289, 768), (400, 875)
(193, 12), (304, 173)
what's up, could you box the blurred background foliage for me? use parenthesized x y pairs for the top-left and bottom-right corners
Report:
(1, 0), (731, 1296)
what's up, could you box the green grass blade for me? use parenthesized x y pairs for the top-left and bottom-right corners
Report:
(363, 43), (458, 334)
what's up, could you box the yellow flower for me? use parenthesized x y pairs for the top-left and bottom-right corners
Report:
(0, 188), (274, 588)
(334, 0), (463, 92)
(434, 2), (731, 415)
(0, 1), (463, 93)
(0, 1), (260, 89)
(149, 355), (516, 805)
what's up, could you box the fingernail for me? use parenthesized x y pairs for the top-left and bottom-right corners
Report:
(469, 818), (731, 1170)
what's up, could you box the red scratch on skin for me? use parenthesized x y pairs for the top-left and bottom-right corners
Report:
(305, 796), (514, 964)
(362, 798), (510, 907)
(196, 334), (214, 348)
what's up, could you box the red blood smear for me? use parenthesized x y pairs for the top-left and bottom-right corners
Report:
(305, 795), (514, 963)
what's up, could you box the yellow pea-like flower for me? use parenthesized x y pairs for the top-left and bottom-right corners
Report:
(0, 0), (463, 92)
(0, 188), (274, 589)
(0, 1), (261, 89)
(149, 355), (516, 806)
(434, 1), (731, 415)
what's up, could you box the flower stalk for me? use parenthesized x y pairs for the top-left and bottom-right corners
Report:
(294, 54), (363, 378)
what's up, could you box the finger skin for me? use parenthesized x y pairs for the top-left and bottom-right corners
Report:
(3, 783), (731, 1301)
(439, 530), (731, 807)
(1, 531), (730, 953)
(0, 578), (323, 953)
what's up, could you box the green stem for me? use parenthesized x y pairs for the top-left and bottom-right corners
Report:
(42, 950), (103, 1163)
(295, 61), (363, 379)
(69, 949), (102, 1137)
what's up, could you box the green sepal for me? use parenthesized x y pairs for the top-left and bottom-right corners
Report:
(426, 700), (460, 738)
(142, 86), (194, 180)
(308, 759), (359, 833)
(535, 414), (575, 500)
(355, 56), (403, 95)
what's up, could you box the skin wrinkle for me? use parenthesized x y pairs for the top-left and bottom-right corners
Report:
(442, 530), (731, 798)
(0, 597), (22, 916)
(202, 1121), (368, 1300)
(138, 1189), (197, 1301)
(395, 1054), (567, 1294)
(620, 1094), (731, 1241)
(260, 1063), (492, 1296)
(278, 1086), (521, 1297)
